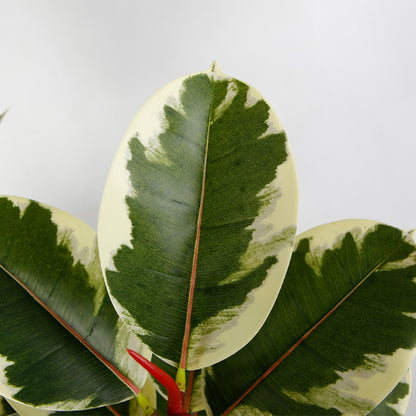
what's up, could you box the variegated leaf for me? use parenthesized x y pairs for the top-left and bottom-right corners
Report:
(201, 220), (416, 415)
(98, 63), (298, 371)
(7, 396), (142, 416)
(0, 196), (150, 411)
(369, 369), (412, 416)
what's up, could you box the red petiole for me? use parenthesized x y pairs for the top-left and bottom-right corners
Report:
(127, 349), (191, 416)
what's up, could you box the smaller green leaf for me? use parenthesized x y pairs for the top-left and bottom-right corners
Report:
(202, 220), (416, 415)
(368, 369), (412, 416)
(0, 196), (150, 411)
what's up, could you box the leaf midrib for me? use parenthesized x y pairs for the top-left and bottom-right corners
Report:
(179, 79), (215, 371)
(221, 242), (405, 415)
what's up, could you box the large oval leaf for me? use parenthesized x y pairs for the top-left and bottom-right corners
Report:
(98, 64), (298, 371)
(0, 196), (149, 411)
(201, 220), (416, 415)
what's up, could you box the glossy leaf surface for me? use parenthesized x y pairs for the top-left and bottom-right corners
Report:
(98, 64), (298, 370)
(0, 196), (149, 411)
(202, 220), (416, 415)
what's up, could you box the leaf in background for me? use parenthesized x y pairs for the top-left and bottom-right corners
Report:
(0, 396), (15, 416)
(0, 196), (149, 411)
(0, 110), (7, 124)
(202, 220), (416, 415)
(368, 369), (412, 416)
(98, 63), (298, 371)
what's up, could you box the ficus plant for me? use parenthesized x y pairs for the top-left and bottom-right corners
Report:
(0, 63), (415, 416)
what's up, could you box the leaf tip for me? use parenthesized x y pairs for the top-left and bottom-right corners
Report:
(209, 60), (220, 73)
(136, 392), (156, 416)
(0, 108), (9, 124)
(175, 367), (186, 392)
(407, 229), (416, 242)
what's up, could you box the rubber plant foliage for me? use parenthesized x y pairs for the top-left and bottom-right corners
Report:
(0, 64), (415, 416)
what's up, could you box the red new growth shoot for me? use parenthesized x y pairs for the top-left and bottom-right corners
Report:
(127, 349), (190, 416)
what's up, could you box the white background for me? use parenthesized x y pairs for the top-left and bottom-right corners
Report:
(1, 1), (415, 414)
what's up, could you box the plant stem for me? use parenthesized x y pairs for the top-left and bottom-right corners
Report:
(127, 349), (189, 416)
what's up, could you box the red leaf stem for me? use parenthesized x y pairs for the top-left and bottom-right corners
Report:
(127, 349), (190, 416)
